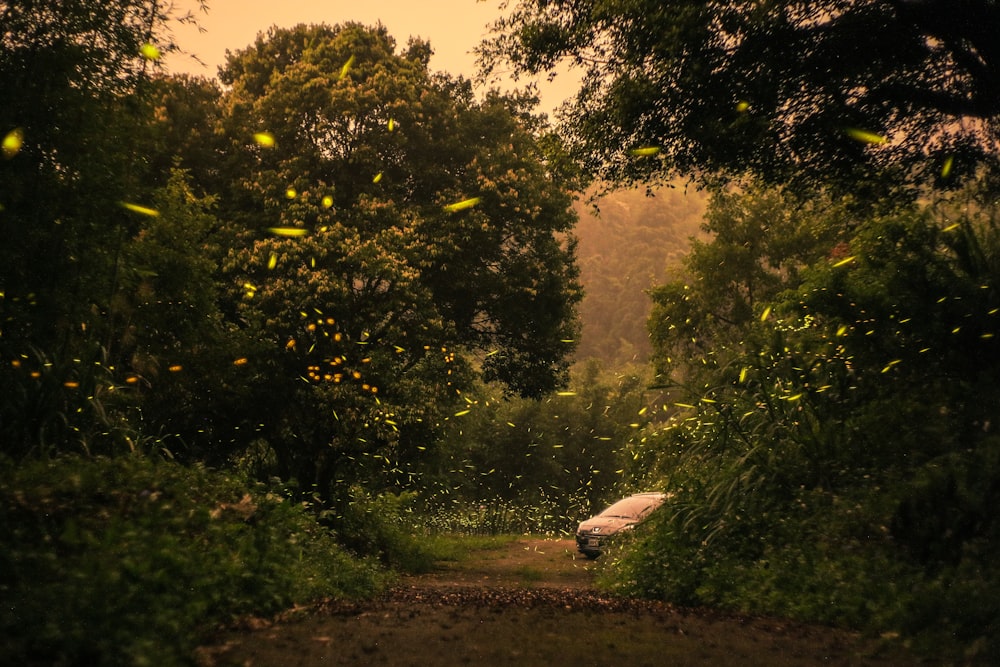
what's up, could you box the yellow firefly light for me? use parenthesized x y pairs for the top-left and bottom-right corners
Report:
(832, 255), (856, 267)
(630, 146), (660, 157)
(2, 128), (24, 158)
(444, 197), (481, 212)
(140, 42), (161, 61)
(844, 128), (886, 145)
(120, 202), (159, 217)
(321, 195), (334, 208)
(253, 132), (275, 147)
(268, 227), (308, 237)
(339, 55), (355, 80)
(941, 155), (954, 178)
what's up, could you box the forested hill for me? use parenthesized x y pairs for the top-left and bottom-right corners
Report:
(572, 185), (707, 366)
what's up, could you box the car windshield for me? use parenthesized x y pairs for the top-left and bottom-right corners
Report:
(599, 495), (662, 520)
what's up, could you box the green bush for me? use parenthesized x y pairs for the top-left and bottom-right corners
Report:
(598, 477), (1000, 662)
(330, 488), (442, 573)
(0, 455), (387, 667)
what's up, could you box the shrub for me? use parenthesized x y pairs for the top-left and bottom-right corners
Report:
(0, 455), (387, 666)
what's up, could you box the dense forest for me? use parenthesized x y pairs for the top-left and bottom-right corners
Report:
(3, 1), (1000, 664)
(573, 186), (706, 365)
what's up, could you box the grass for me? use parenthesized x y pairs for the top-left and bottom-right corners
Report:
(514, 565), (545, 582)
(417, 533), (524, 563)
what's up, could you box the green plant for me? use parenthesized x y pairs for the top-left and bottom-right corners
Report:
(0, 455), (387, 667)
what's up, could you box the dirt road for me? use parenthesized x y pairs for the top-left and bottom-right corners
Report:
(196, 538), (925, 666)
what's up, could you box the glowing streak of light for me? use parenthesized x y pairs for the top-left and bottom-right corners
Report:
(832, 255), (856, 267)
(120, 202), (159, 216)
(339, 55), (355, 80)
(941, 155), (954, 178)
(253, 132), (275, 147)
(268, 227), (308, 237)
(630, 146), (660, 156)
(444, 197), (480, 212)
(844, 128), (886, 145)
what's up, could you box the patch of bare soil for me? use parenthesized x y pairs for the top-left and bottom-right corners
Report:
(196, 538), (927, 666)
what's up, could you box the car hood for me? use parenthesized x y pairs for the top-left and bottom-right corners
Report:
(577, 515), (636, 536)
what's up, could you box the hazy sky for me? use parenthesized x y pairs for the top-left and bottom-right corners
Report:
(165, 0), (578, 116)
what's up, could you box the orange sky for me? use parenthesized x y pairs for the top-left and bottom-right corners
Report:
(164, 0), (578, 116)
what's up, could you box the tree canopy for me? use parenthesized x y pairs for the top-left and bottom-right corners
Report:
(479, 0), (1000, 197)
(129, 23), (582, 496)
(0, 0), (200, 454)
(0, 15), (583, 500)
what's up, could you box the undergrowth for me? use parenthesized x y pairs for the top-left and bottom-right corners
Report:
(0, 455), (388, 667)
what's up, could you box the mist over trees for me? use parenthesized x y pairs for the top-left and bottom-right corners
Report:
(573, 186), (706, 366)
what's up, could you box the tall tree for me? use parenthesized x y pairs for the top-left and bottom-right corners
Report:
(209, 24), (581, 496)
(479, 0), (1000, 197)
(647, 184), (850, 384)
(0, 0), (206, 455)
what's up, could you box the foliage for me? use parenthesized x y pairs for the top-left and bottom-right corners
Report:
(137, 73), (227, 193)
(602, 182), (1000, 660)
(573, 185), (706, 365)
(417, 360), (667, 533)
(479, 0), (1000, 198)
(0, 0), (185, 455)
(188, 22), (582, 500)
(423, 495), (583, 536)
(0, 454), (386, 667)
(330, 487), (441, 573)
(648, 183), (851, 385)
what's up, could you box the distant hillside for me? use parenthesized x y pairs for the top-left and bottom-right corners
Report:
(572, 185), (707, 367)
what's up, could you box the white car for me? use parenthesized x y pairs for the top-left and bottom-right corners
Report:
(576, 492), (667, 559)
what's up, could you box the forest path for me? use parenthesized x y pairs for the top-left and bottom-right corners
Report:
(196, 537), (924, 666)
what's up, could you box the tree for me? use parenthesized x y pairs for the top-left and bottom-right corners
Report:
(647, 184), (848, 384)
(136, 74), (227, 193)
(0, 0), (206, 456)
(210, 24), (582, 498)
(478, 0), (1000, 197)
(572, 185), (706, 365)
